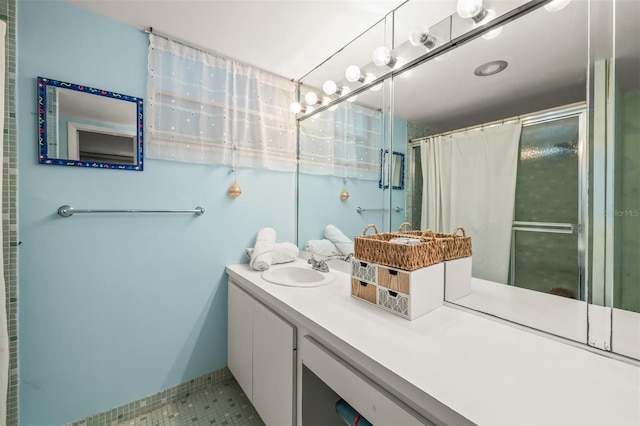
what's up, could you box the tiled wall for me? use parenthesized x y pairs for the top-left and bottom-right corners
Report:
(406, 120), (433, 141)
(405, 121), (432, 229)
(616, 91), (640, 312)
(1, 0), (18, 424)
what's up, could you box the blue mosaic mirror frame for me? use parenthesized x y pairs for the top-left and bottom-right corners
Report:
(37, 76), (144, 171)
(379, 149), (405, 190)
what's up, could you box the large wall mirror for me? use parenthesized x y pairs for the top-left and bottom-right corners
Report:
(296, 16), (391, 257)
(295, 3), (456, 256)
(37, 77), (144, 170)
(295, 0), (639, 359)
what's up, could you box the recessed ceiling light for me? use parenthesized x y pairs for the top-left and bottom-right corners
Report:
(474, 60), (508, 76)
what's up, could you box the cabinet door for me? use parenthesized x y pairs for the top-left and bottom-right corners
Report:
(253, 301), (296, 426)
(227, 281), (253, 399)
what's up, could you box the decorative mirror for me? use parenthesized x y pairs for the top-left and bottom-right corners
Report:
(37, 77), (144, 170)
(379, 150), (405, 190)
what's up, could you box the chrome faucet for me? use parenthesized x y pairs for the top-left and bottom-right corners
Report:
(308, 256), (330, 272)
(329, 252), (352, 262)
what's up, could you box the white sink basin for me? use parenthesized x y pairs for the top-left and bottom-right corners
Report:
(261, 264), (336, 287)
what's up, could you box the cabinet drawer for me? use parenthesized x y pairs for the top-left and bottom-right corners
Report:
(351, 279), (376, 304)
(302, 336), (426, 425)
(378, 287), (410, 317)
(351, 260), (377, 284)
(378, 267), (410, 294)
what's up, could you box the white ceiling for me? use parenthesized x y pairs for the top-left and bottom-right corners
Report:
(65, 0), (406, 81)
(65, 0), (639, 132)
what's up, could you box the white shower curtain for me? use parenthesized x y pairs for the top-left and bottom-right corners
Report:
(0, 19), (8, 426)
(421, 135), (444, 231)
(421, 122), (522, 284)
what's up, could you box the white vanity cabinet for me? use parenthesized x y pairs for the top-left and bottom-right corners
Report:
(226, 262), (640, 426)
(227, 280), (296, 426)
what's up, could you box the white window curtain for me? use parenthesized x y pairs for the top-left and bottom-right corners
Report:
(299, 101), (382, 180)
(421, 122), (522, 283)
(147, 34), (297, 171)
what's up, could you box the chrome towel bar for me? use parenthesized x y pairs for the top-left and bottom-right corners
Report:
(57, 205), (205, 217)
(356, 206), (404, 214)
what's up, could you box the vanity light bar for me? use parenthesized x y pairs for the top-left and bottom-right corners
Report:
(57, 205), (205, 217)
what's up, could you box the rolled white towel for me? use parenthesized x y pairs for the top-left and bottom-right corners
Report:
(246, 242), (299, 265)
(249, 227), (276, 271)
(272, 242), (299, 264)
(324, 224), (354, 256)
(305, 239), (339, 257)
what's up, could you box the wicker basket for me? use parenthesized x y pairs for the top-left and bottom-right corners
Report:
(423, 227), (472, 260)
(353, 224), (443, 271)
(396, 222), (425, 236)
(395, 222), (472, 261)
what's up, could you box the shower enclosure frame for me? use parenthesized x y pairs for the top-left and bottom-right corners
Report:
(509, 103), (589, 302)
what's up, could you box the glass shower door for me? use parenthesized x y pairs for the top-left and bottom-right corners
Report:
(510, 109), (586, 300)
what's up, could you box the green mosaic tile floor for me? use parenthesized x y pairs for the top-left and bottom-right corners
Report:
(117, 379), (264, 426)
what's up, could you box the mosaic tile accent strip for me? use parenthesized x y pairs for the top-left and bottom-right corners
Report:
(1, 0), (18, 424)
(68, 368), (241, 426)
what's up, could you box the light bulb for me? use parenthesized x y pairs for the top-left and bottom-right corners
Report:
(372, 46), (396, 67)
(473, 9), (502, 39)
(304, 91), (318, 105)
(544, 0), (571, 12)
(370, 82), (382, 92)
(290, 102), (303, 114)
(323, 97), (337, 111)
(364, 73), (376, 85)
(345, 65), (363, 83)
(394, 57), (412, 78)
(482, 26), (503, 39)
(409, 28), (437, 50)
(323, 80), (337, 95)
(340, 86), (355, 102)
(456, 0), (484, 19)
(306, 105), (315, 114)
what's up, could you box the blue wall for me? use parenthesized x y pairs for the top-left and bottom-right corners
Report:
(18, 2), (295, 424)
(297, 174), (385, 246)
(391, 116), (408, 231)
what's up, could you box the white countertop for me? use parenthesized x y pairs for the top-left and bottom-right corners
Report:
(226, 260), (640, 426)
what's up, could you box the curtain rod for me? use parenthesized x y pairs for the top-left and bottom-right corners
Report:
(410, 102), (585, 144)
(143, 27), (295, 83)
